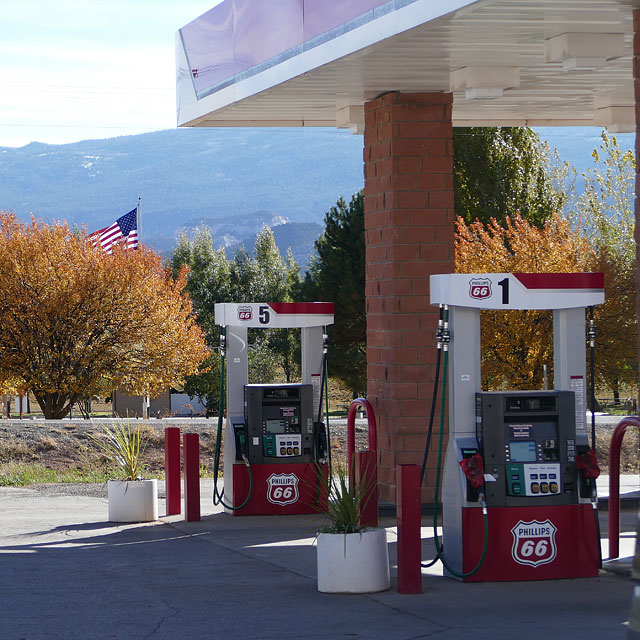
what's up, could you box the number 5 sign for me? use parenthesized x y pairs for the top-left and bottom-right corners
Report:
(511, 520), (557, 568)
(215, 302), (334, 328)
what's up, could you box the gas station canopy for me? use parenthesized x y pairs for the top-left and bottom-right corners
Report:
(176, 0), (639, 133)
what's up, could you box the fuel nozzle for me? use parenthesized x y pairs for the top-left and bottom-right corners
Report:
(220, 329), (227, 358)
(577, 448), (600, 480)
(459, 452), (485, 489)
(436, 306), (445, 349)
(235, 426), (250, 466)
(322, 331), (329, 355)
(587, 315), (596, 348)
(437, 304), (450, 351)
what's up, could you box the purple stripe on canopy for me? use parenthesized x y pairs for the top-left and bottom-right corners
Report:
(180, 0), (392, 97)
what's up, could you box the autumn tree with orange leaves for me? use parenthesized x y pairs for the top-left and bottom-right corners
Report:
(455, 214), (594, 390)
(0, 213), (209, 419)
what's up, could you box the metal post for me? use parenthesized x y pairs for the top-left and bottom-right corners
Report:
(396, 464), (422, 594)
(347, 398), (378, 473)
(183, 433), (201, 522)
(301, 325), (323, 416)
(164, 427), (181, 516)
(442, 305), (481, 576)
(608, 417), (640, 559)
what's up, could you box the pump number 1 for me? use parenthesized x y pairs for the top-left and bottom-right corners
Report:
(498, 278), (509, 304)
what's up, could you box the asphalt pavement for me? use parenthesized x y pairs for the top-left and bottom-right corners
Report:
(0, 478), (637, 640)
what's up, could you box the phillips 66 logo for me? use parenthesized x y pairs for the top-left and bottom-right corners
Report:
(266, 473), (299, 506)
(469, 277), (492, 300)
(237, 305), (253, 321)
(511, 520), (557, 567)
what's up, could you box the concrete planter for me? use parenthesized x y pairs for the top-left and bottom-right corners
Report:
(107, 479), (158, 523)
(317, 528), (390, 593)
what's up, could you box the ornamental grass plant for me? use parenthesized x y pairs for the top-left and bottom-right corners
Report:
(90, 422), (148, 481)
(318, 463), (375, 534)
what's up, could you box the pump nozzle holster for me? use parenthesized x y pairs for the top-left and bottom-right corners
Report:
(577, 449), (600, 480)
(459, 453), (485, 489)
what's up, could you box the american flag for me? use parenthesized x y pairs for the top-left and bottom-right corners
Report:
(90, 208), (139, 254)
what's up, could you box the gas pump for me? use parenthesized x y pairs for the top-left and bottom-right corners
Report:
(214, 302), (334, 515)
(429, 273), (604, 581)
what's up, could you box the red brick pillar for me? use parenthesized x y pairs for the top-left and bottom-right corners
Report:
(364, 91), (455, 504)
(634, 9), (640, 409)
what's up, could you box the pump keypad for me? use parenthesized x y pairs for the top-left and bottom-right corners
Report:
(264, 434), (302, 458)
(507, 463), (561, 497)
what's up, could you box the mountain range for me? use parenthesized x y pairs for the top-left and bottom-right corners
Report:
(0, 127), (364, 265)
(0, 126), (633, 267)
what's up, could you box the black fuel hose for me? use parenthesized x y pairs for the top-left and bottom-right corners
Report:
(420, 304), (444, 485)
(212, 327), (253, 511)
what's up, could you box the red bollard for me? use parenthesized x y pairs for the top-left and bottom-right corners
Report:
(396, 464), (422, 594)
(183, 433), (201, 522)
(355, 450), (378, 528)
(164, 427), (181, 516)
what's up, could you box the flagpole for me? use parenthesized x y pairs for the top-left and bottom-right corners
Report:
(135, 196), (147, 415)
(136, 196), (142, 247)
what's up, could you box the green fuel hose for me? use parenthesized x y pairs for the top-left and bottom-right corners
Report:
(323, 328), (332, 485)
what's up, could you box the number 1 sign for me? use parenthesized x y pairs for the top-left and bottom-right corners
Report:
(431, 273), (604, 310)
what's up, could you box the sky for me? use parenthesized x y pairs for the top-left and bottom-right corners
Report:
(0, 0), (219, 148)
(0, 1), (633, 157)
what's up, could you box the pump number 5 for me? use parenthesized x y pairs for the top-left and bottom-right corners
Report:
(259, 305), (270, 324)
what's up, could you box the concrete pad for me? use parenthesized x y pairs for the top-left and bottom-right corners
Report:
(0, 480), (636, 640)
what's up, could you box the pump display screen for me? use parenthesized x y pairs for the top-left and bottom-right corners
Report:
(509, 441), (537, 462)
(263, 387), (299, 400)
(265, 420), (286, 434)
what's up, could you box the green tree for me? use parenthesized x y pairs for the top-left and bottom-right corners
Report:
(454, 127), (570, 227)
(171, 226), (303, 405)
(569, 130), (637, 401)
(233, 227), (302, 382)
(182, 353), (222, 415)
(172, 228), (232, 339)
(304, 191), (366, 395)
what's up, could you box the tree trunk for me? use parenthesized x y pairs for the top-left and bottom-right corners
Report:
(612, 379), (620, 405)
(33, 391), (78, 419)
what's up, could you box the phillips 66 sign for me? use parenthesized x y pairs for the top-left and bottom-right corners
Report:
(511, 520), (557, 568)
(266, 473), (300, 506)
(469, 277), (492, 300)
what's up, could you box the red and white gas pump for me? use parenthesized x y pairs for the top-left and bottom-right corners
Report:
(214, 302), (334, 516)
(429, 273), (604, 581)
